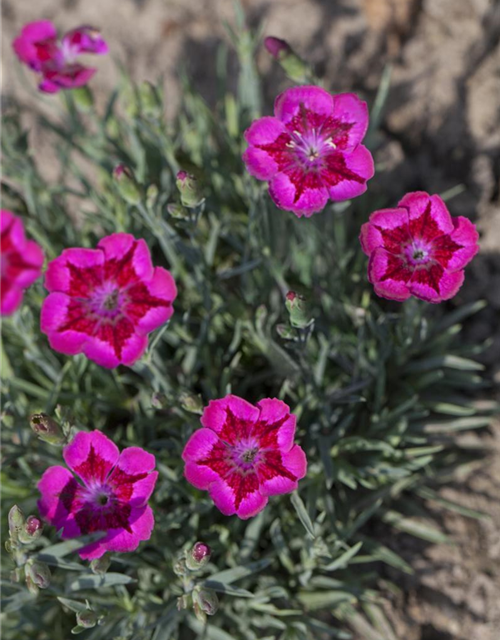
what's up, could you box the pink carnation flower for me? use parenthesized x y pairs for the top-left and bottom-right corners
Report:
(360, 191), (479, 303)
(40, 233), (177, 369)
(12, 21), (107, 93)
(1, 210), (44, 316)
(182, 395), (307, 519)
(243, 86), (374, 217)
(38, 430), (158, 560)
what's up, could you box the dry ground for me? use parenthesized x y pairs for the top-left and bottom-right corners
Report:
(2, 1), (500, 638)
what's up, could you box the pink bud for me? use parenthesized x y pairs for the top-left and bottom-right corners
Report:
(264, 36), (291, 59)
(286, 291), (298, 302)
(176, 170), (189, 183)
(25, 516), (42, 537)
(192, 542), (211, 563)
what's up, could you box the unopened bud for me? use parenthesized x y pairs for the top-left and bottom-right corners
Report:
(139, 81), (162, 117)
(25, 560), (51, 590)
(285, 291), (310, 329)
(186, 542), (211, 570)
(30, 413), (66, 445)
(72, 86), (94, 111)
(90, 553), (111, 575)
(167, 203), (189, 220)
(18, 516), (43, 544)
(173, 554), (188, 577)
(151, 391), (168, 409)
(113, 164), (141, 205)
(76, 610), (98, 629)
(264, 36), (310, 84)
(276, 323), (296, 340)
(176, 171), (204, 208)
(8, 505), (25, 541)
(193, 587), (219, 616)
(179, 392), (204, 415)
(264, 36), (292, 59)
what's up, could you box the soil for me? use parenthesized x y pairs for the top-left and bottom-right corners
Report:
(2, 1), (499, 639)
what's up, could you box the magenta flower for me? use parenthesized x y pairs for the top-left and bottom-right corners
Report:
(242, 86), (374, 217)
(40, 233), (177, 369)
(182, 395), (307, 519)
(12, 21), (107, 93)
(1, 210), (44, 316)
(360, 192), (479, 303)
(38, 430), (158, 560)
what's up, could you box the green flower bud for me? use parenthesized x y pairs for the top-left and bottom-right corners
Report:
(76, 610), (98, 629)
(176, 171), (204, 208)
(90, 553), (111, 575)
(179, 392), (204, 415)
(264, 36), (310, 84)
(185, 542), (211, 571)
(8, 505), (25, 541)
(113, 165), (142, 205)
(18, 516), (43, 544)
(151, 392), (168, 409)
(167, 203), (190, 220)
(25, 560), (51, 590)
(173, 554), (188, 577)
(193, 587), (219, 616)
(285, 291), (310, 329)
(30, 413), (66, 445)
(276, 323), (296, 340)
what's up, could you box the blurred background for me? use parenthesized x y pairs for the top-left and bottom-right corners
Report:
(2, 1), (500, 638)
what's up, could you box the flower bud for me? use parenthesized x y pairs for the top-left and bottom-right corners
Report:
(176, 171), (204, 208)
(18, 516), (43, 544)
(8, 505), (25, 541)
(264, 36), (292, 59)
(193, 587), (219, 616)
(146, 184), (159, 209)
(76, 610), (98, 629)
(177, 594), (190, 611)
(30, 413), (66, 445)
(167, 203), (190, 220)
(25, 560), (51, 590)
(276, 323), (296, 340)
(285, 291), (310, 329)
(151, 391), (168, 409)
(179, 392), (204, 415)
(113, 164), (142, 205)
(186, 542), (211, 571)
(264, 36), (310, 84)
(173, 554), (188, 577)
(90, 553), (111, 575)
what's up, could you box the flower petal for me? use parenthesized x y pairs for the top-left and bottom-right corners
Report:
(274, 85), (334, 123)
(368, 247), (412, 302)
(62, 26), (108, 55)
(208, 472), (268, 519)
(434, 216), (479, 270)
(37, 466), (83, 536)
(331, 93), (369, 150)
(63, 430), (120, 485)
(132, 267), (176, 334)
(78, 505), (154, 560)
(200, 395), (260, 444)
(409, 265), (465, 303)
(269, 172), (329, 217)
(326, 145), (374, 201)
(242, 146), (281, 180)
(399, 192), (454, 241)
(108, 447), (157, 507)
(44, 248), (104, 295)
(254, 398), (296, 452)
(359, 207), (410, 256)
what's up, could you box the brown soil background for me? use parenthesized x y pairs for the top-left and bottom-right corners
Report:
(2, 1), (500, 639)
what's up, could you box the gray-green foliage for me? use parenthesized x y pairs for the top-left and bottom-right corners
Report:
(1, 10), (493, 640)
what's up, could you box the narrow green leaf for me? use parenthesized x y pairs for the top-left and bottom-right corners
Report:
(324, 542), (363, 572)
(290, 491), (316, 539)
(68, 572), (136, 591)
